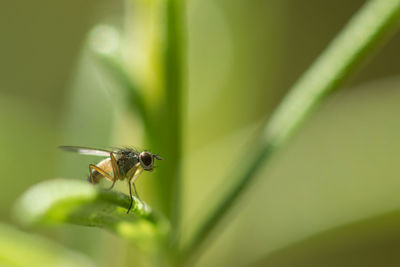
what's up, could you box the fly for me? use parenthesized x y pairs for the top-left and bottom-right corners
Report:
(59, 146), (162, 213)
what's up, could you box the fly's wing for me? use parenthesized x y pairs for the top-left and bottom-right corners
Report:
(59, 146), (111, 157)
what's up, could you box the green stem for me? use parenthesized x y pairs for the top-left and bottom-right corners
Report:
(183, 0), (400, 262)
(163, 0), (185, 243)
(90, 1), (186, 240)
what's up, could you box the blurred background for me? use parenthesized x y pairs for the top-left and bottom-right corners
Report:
(1, 0), (400, 266)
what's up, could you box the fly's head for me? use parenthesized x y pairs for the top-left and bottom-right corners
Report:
(138, 151), (163, 171)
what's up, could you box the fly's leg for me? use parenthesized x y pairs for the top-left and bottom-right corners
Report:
(126, 163), (142, 214)
(132, 182), (141, 202)
(127, 181), (143, 214)
(89, 164), (114, 184)
(107, 152), (121, 191)
(89, 165), (95, 184)
(127, 176), (134, 214)
(131, 167), (143, 202)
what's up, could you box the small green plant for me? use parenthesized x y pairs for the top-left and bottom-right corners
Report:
(15, 0), (400, 266)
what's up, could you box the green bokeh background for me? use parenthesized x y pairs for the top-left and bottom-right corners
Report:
(1, 0), (400, 266)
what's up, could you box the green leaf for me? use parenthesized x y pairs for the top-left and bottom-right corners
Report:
(14, 179), (169, 250)
(0, 222), (97, 267)
(183, 0), (400, 262)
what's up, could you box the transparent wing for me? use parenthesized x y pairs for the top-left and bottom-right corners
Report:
(59, 146), (112, 157)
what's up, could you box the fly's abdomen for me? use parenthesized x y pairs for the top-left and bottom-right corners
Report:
(88, 170), (102, 184)
(88, 158), (112, 184)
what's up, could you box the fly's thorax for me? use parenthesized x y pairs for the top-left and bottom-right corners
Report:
(116, 151), (140, 177)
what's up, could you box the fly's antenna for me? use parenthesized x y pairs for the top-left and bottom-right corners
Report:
(154, 154), (163, 160)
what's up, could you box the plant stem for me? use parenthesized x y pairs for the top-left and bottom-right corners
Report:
(165, 0), (185, 243)
(183, 0), (400, 262)
(163, 0), (185, 243)
(123, 0), (185, 233)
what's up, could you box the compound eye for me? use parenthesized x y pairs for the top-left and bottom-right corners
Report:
(139, 152), (153, 169)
